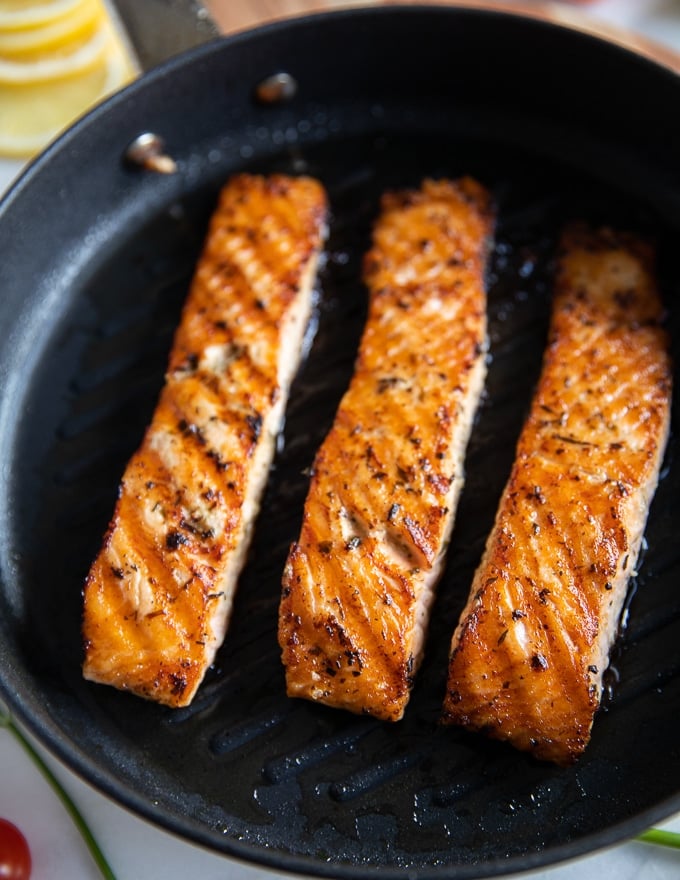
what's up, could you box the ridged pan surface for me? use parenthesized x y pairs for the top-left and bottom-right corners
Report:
(0, 9), (679, 879)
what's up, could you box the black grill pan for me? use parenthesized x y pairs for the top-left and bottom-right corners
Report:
(1, 7), (680, 878)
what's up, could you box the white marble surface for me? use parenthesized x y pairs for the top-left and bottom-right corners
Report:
(2, 2), (680, 878)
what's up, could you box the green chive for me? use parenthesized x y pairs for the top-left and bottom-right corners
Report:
(637, 827), (680, 850)
(0, 707), (118, 880)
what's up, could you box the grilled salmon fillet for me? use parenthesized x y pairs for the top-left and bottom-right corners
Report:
(82, 174), (327, 707)
(279, 178), (494, 721)
(442, 224), (672, 763)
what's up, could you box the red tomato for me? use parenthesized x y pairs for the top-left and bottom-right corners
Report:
(0, 819), (31, 880)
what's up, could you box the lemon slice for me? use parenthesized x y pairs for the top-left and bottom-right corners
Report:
(0, 0), (136, 158)
(0, 21), (110, 82)
(0, 0), (85, 31)
(0, 26), (134, 157)
(0, 0), (102, 58)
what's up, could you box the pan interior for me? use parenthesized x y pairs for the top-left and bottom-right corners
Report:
(0, 9), (679, 878)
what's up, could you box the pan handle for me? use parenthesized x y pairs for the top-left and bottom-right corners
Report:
(112, 0), (220, 71)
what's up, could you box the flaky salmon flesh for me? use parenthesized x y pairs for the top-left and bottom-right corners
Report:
(279, 178), (494, 721)
(82, 174), (327, 707)
(442, 225), (672, 764)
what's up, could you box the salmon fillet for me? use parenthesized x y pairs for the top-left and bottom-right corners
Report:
(82, 174), (327, 707)
(279, 178), (494, 721)
(442, 224), (672, 763)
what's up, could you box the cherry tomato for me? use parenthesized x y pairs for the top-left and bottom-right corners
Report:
(0, 819), (31, 880)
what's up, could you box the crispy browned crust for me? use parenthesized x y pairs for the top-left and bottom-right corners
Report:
(82, 174), (327, 707)
(442, 225), (672, 764)
(279, 178), (494, 721)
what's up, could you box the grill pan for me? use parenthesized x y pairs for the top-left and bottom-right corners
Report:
(1, 6), (680, 878)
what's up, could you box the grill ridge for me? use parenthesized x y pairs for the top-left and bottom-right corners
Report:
(263, 720), (379, 784)
(209, 708), (290, 757)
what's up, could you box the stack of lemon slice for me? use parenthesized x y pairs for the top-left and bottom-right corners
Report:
(0, 0), (136, 157)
